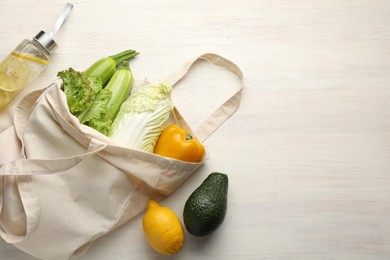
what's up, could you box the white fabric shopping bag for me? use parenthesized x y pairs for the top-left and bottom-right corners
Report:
(0, 53), (243, 260)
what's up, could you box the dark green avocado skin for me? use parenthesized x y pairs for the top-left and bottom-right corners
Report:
(183, 172), (228, 236)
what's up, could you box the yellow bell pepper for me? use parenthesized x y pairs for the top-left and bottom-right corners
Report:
(154, 124), (205, 162)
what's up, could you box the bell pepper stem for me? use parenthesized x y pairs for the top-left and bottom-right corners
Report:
(185, 133), (193, 140)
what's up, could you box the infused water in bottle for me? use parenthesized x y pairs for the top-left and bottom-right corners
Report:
(0, 3), (73, 111)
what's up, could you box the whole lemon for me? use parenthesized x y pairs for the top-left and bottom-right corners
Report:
(142, 199), (184, 255)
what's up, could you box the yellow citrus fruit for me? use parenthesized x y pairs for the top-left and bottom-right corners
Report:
(142, 199), (184, 255)
(0, 55), (29, 92)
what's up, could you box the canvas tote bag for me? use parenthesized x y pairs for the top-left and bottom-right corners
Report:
(0, 53), (244, 260)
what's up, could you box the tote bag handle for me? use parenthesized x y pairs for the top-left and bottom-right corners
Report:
(164, 53), (244, 142)
(0, 137), (106, 243)
(0, 138), (107, 177)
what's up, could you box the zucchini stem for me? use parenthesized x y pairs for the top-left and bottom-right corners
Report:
(109, 50), (139, 66)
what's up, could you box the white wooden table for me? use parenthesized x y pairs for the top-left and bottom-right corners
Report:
(1, 0), (390, 259)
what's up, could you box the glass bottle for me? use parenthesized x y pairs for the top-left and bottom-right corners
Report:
(0, 3), (73, 111)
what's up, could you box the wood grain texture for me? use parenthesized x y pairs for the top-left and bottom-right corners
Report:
(0, 0), (390, 259)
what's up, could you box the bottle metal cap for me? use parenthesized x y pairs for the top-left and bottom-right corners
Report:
(33, 31), (57, 55)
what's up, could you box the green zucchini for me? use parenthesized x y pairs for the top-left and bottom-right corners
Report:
(84, 49), (138, 86)
(79, 60), (133, 135)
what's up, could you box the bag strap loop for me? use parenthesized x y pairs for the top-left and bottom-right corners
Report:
(164, 53), (244, 142)
(0, 137), (106, 243)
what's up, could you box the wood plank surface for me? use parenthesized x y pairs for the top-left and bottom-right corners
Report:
(0, 0), (389, 259)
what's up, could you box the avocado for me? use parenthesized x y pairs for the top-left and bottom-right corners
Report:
(183, 172), (228, 236)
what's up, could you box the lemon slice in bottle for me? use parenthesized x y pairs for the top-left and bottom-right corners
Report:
(0, 55), (30, 92)
(0, 90), (11, 110)
(11, 51), (49, 65)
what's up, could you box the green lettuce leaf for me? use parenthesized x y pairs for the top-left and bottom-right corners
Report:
(57, 68), (102, 116)
(78, 88), (113, 135)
